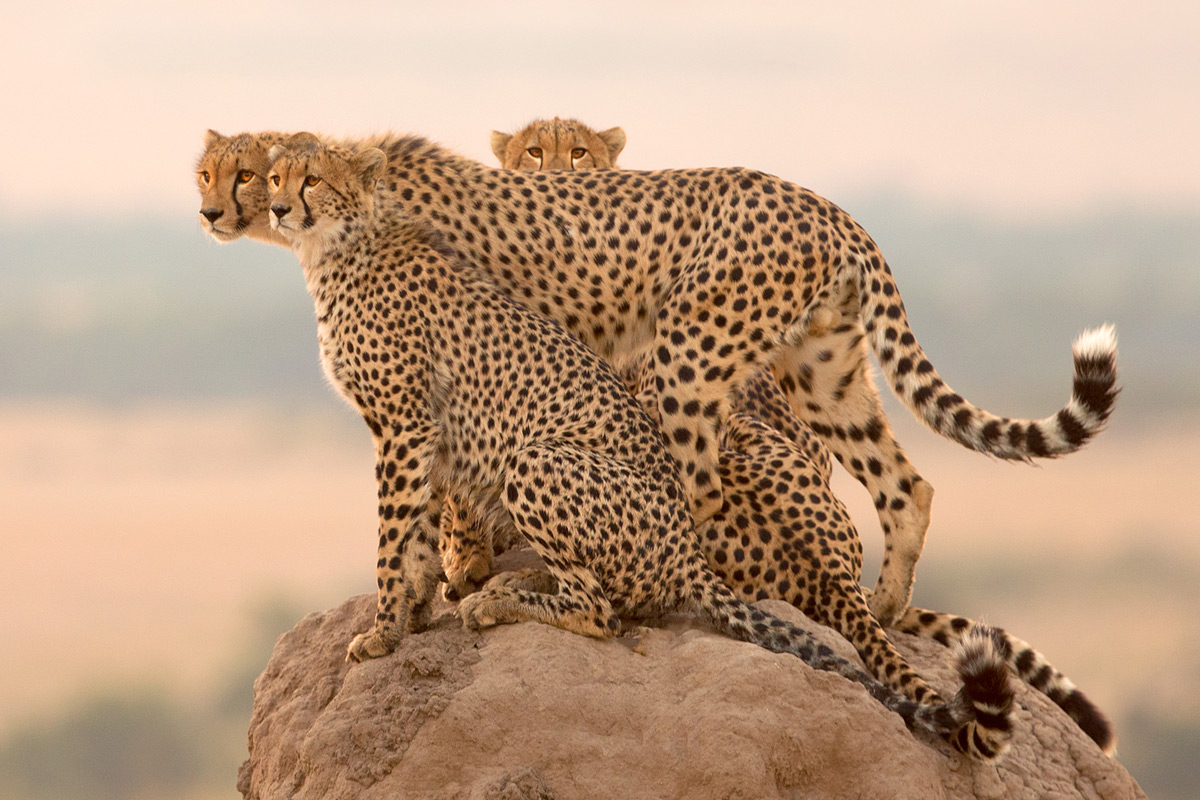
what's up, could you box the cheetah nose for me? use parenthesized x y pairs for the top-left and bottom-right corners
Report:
(200, 208), (223, 223)
(270, 204), (291, 219)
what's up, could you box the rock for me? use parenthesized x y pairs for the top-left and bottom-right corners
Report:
(238, 557), (1145, 800)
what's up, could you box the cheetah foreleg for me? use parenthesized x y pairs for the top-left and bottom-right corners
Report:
(652, 291), (765, 524)
(439, 494), (496, 601)
(346, 432), (442, 663)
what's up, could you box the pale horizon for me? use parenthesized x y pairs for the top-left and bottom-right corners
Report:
(3, 1), (1199, 223)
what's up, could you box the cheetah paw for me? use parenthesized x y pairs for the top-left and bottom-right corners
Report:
(441, 550), (493, 601)
(483, 568), (557, 594)
(442, 571), (487, 602)
(457, 590), (515, 631)
(345, 629), (397, 663)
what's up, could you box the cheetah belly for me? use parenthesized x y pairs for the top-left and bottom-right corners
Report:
(317, 328), (360, 408)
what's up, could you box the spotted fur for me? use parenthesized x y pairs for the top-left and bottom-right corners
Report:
(444, 361), (1017, 759)
(197, 128), (1119, 628)
(479, 122), (1120, 639)
(250, 136), (1006, 749)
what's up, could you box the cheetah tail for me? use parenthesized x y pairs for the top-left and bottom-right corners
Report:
(690, 573), (966, 742)
(855, 256), (1119, 460)
(951, 626), (1016, 762)
(897, 605), (1116, 755)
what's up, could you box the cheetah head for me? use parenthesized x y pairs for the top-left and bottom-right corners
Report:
(491, 117), (626, 171)
(195, 130), (288, 244)
(266, 135), (387, 256)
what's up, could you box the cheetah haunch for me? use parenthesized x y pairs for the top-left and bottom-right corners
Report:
(197, 128), (1118, 628)
(252, 135), (1015, 759)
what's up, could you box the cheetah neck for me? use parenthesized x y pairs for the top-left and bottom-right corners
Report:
(292, 213), (377, 300)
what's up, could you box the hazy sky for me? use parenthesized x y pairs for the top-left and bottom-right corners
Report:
(3, 0), (1198, 222)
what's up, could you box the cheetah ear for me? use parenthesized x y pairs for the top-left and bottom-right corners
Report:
(204, 129), (227, 150)
(267, 144), (288, 164)
(598, 127), (626, 163)
(352, 147), (387, 189)
(490, 130), (512, 164)
(283, 131), (321, 150)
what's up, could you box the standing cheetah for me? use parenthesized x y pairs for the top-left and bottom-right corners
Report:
(257, 134), (1016, 759)
(196, 129), (1119, 627)
(477, 114), (1113, 753)
(485, 119), (1123, 640)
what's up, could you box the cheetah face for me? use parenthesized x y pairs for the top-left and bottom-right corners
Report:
(266, 137), (386, 254)
(490, 117), (627, 171)
(195, 130), (282, 242)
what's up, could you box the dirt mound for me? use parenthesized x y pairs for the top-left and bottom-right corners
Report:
(238, 557), (1144, 800)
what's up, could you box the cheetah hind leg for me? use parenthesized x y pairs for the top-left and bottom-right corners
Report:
(771, 322), (932, 626)
(731, 368), (832, 478)
(457, 444), (626, 639)
(457, 559), (617, 638)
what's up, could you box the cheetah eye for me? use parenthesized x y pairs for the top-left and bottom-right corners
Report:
(571, 148), (586, 159)
(304, 175), (321, 187)
(199, 170), (211, 184)
(237, 170), (254, 183)
(527, 147), (543, 159)
(269, 174), (281, 187)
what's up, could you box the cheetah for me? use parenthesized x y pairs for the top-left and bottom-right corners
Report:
(474, 116), (1111, 753)
(491, 117), (626, 171)
(483, 118), (1123, 647)
(442, 353), (1114, 756)
(196, 128), (1119, 628)
(257, 134), (1015, 760)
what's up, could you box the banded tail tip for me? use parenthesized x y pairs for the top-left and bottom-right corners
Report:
(1072, 324), (1118, 362)
(955, 625), (1016, 762)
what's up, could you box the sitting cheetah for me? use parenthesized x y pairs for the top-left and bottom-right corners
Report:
(490, 117), (626, 171)
(196, 129), (1119, 628)
(258, 134), (1015, 759)
(443, 353), (1114, 756)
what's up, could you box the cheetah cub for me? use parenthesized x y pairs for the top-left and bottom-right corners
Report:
(491, 117), (626, 171)
(261, 134), (1012, 753)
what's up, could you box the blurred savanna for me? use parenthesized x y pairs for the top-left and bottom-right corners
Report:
(2, 2), (1198, 798)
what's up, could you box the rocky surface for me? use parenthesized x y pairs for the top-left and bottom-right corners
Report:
(238, 554), (1145, 800)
